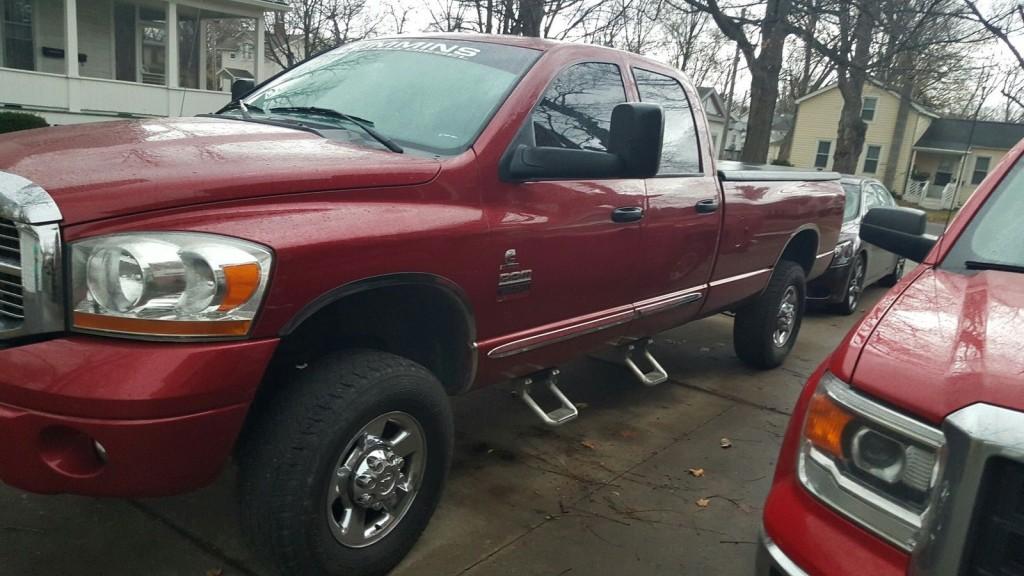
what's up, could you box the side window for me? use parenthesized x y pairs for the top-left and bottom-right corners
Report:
(532, 62), (626, 152)
(863, 183), (886, 210)
(633, 68), (701, 174)
(872, 183), (896, 207)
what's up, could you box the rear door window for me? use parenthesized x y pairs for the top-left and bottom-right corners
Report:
(531, 62), (626, 152)
(632, 68), (702, 174)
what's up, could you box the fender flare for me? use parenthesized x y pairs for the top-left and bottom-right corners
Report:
(279, 272), (478, 393)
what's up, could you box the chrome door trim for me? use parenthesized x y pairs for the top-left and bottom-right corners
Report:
(708, 268), (771, 287)
(487, 308), (636, 359)
(635, 286), (703, 315)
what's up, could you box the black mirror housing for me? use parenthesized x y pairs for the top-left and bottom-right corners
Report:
(609, 102), (664, 178)
(860, 207), (938, 262)
(503, 102), (665, 181)
(231, 79), (256, 102)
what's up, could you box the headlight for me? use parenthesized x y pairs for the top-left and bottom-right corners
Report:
(831, 239), (855, 267)
(798, 371), (944, 550)
(70, 233), (272, 338)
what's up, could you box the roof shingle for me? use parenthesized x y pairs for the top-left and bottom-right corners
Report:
(915, 119), (1024, 152)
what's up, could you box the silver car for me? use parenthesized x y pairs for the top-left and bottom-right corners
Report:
(807, 177), (905, 314)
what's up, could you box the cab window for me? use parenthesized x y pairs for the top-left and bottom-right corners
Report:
(531, 62), (626, 152)
(632, 68), (702, 174)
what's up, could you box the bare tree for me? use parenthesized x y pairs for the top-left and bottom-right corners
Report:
(671, 0), (796, 164)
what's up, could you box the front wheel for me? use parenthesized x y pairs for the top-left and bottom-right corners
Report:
(834, 254), (865, 316)
(878, 257), (905, 287)
(733, 261), (806, 369)
(239, 349), (453, 576)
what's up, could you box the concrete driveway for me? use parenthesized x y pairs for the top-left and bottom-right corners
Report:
(1, 287), (889, 576)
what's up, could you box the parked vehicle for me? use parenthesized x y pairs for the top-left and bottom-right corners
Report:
(0, 35), (843, 576)
(808, 177), (905, 315)
(758, 139), (1024, 576)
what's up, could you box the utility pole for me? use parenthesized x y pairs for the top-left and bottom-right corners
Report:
(719, 8), (745, 160)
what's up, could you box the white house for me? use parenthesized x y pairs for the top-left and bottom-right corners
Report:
(0, 0), (288, 125)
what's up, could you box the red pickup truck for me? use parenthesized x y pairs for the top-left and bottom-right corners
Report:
(0, 35), (842, 575)
(759, 140), (1024, 576)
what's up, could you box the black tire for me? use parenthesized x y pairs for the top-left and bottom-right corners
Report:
(877, 257), (905, 287)
(733, 261), (806, 369)
(239, 349), (453, 576)
(833, 254), (866, 316)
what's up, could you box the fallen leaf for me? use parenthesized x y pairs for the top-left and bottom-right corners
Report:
(699, 347), (711, 353)
(206, 570), (224, 576)
(618, 429), (638, 440)
(696, 497), (711, 508)
(720, 437), (733, 449)
(581, 440), (597, 450)
(688, 468), (705, 478)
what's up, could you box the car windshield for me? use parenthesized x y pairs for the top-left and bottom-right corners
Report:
(841, 182), (861, 222)
(944, 156), (1024, 271)
(242, 39), (540, 154)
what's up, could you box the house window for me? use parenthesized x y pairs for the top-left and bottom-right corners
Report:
(934, 158), (956, 186)
(972, 156), (991, 185)
(2, 0), (34, 71)
(815, 140), (832, 168)
(861, 97), (878, 122)
(863, 145), (882, 174)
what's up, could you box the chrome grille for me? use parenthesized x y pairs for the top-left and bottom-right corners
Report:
(0, 218), (23, 322)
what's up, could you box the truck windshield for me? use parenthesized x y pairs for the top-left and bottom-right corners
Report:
(944, 156), (1024, 273)
(841, 182), (861, 222)
(242, 39), (540, 154)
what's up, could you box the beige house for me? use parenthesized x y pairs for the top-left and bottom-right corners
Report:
(697, 86), (727, 153)
(789, 81), (1024, 208)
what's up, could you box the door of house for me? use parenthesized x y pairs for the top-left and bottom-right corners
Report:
(137, 6), (167, 85)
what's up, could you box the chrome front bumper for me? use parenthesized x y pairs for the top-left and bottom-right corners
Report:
(756, 530), (808, 576)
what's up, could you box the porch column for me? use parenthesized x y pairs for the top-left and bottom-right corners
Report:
(254, 13), (266, 82)
(64, 0), (81, 113)
(199, 19), (208, 91)
(64, 0), (79, 77)
(167, 1), (179, 88)
(903, 148), (918, 198)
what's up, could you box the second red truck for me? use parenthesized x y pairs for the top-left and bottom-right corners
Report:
(0, 35), (843, 575)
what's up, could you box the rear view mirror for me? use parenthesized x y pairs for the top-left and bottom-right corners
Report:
(860, 207), (938, 262)
(504, 102), (664, 181)
(231, 79), (256, 102)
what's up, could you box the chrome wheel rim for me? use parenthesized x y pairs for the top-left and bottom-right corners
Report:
(847, 259), (865, 310)
(326, 411), (426, 548)
(773, 285), (798, 348)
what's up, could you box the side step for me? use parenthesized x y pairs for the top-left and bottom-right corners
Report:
(514, 369), (578, 427)
(591, 338), (669, 387)
(623, 339), (669, 387)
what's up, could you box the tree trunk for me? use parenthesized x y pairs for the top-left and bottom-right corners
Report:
(883, 54), (915, 192)
(740, 0), (792, 164)
(831, 2), (874, 174)
(520, 0), (543, 36)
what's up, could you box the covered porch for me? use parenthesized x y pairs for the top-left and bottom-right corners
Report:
(903, 148), (966, 211)
(0, 0), (287, 123)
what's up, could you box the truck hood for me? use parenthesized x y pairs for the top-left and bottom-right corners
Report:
(0, 117), (441, 225)
(852, 266), (1024, 424)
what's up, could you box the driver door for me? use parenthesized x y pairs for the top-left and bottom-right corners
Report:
(481, 61), (645, 369)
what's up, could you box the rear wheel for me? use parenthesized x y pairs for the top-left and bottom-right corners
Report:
(733, 260), (806, 369)
(239, 349), (453, 576)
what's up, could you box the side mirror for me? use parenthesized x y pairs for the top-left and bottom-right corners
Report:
(231, 79), (256, 102)
(504, 102), (664, 181)
(860, 207), (938, 262)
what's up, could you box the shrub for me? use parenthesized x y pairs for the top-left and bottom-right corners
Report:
(0, 111), (48, 134)
(770, 158), (794, 167)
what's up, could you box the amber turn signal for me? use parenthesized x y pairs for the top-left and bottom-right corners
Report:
(804, 392), (854, 459)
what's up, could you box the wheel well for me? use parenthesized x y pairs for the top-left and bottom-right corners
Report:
(779, 229), (819, 275)
(265, 282), (475, 397)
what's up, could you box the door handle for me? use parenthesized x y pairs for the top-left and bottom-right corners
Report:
(695, 198), (720, 214)
(611, 206), (644, 223)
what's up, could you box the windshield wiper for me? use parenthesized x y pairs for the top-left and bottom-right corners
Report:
(964, 260), (1024, 274)
(220, 100), (264, 119)
(269, 106), (403, 153)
